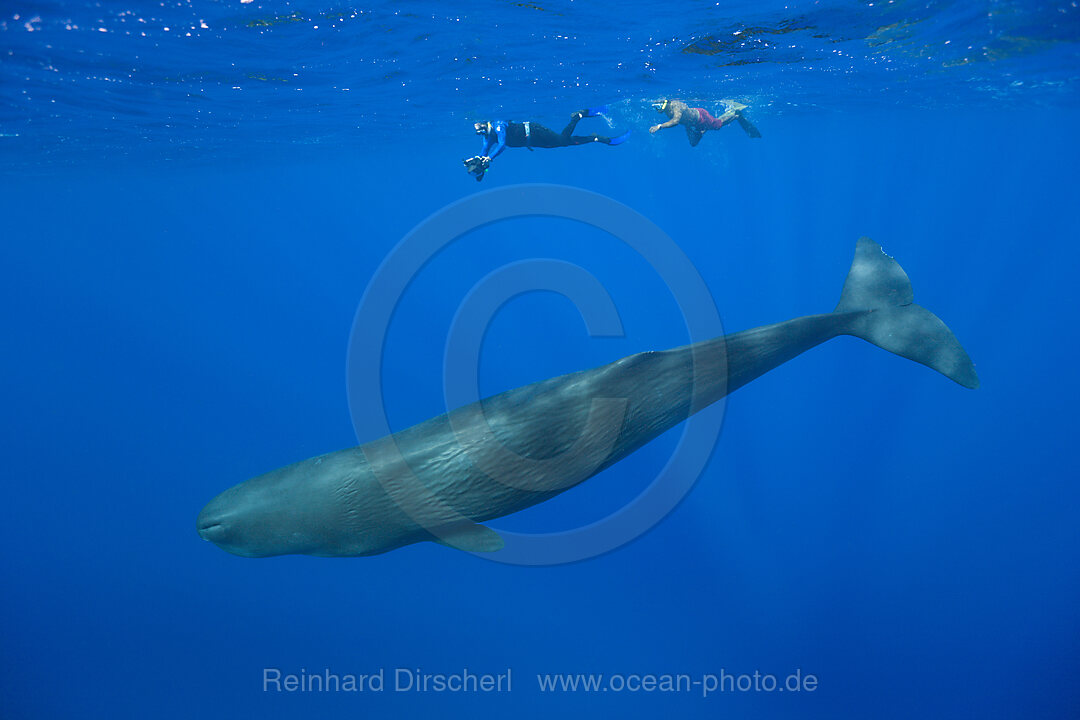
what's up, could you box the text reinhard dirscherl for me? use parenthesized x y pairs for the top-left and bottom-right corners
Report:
(262, 668), (819, 697)
(263, 668), (512, 694)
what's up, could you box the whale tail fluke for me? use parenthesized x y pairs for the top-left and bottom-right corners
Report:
(835, 237), (979, 389)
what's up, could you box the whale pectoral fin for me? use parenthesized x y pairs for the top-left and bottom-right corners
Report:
(431, 521), (505, 553)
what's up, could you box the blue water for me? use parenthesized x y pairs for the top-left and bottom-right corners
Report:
(3, 1), (1079, 718)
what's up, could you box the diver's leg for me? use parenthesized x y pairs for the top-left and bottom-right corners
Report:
(561, 112), (585, 140)
(685, 125), (704, 146)
(526, 124), (562, 148)
(568, 131), (630, 147)
(715, 110), (738, 126)
(724, 100), (748, 112)
(566, 134), (600, 145)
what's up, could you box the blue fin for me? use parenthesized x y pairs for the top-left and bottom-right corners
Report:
(583, 105), (608, 118)
(605, 130), (630, 146)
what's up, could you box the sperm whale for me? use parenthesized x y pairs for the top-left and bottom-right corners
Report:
(197, 238), (978, 558)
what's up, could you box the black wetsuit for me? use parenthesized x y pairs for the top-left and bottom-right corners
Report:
(480, 113), (617, 157)
(511, 114), (608, 148)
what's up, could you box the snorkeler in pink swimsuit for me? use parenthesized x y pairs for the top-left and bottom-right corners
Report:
(649, 99), (761, 146)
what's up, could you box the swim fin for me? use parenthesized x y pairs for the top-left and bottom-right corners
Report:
(685, 125), (703, 147)
(736, 113), (762, 138)
(604, 130), (631, 146)
(582, 105), (608, 118)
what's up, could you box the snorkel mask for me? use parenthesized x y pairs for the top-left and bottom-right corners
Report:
(474, 121), (491, 135)
(653, 100), (670, 113)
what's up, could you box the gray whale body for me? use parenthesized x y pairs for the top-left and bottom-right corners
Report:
(197, 238), (978, 558)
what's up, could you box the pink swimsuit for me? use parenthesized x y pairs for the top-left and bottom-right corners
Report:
(693, 108), (728, 130)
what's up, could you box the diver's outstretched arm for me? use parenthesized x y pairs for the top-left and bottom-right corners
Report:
(488, 131), (507, 158)
(650, 106), (682, 133)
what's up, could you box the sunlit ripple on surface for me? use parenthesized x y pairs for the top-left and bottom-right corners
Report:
(1, 0), (1077, 167)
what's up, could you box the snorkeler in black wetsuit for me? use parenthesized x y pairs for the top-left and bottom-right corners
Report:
(464, 107), (630, 181)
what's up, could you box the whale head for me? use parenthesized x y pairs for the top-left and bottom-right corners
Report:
(197, 449), (395, 557)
